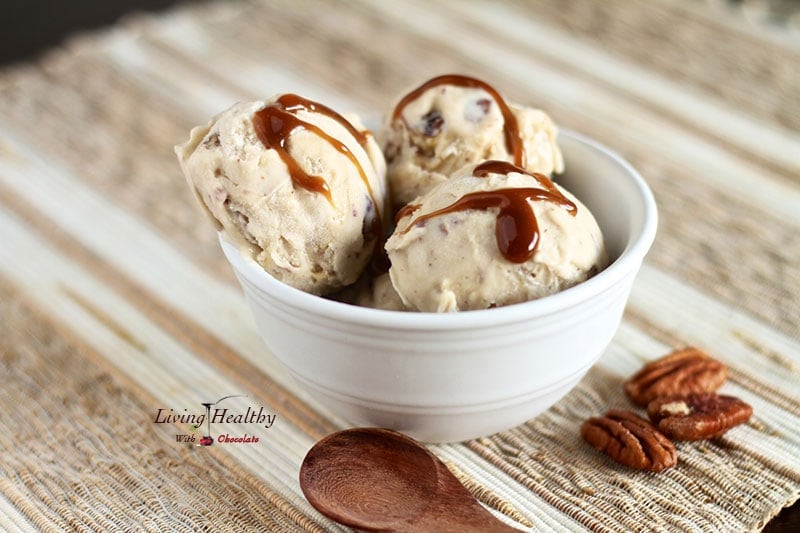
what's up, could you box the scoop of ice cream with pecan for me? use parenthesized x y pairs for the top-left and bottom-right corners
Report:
(176, 95), (388, 295)
(385, 160), (607, 312)
(379, 74), (563, 207)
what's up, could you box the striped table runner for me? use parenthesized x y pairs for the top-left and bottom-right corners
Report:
(1, 0), (798, 531)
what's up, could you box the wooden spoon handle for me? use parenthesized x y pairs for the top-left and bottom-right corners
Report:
(410, 460), (524, 532)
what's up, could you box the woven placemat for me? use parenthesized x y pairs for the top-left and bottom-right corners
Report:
(1, 0), (798, 531)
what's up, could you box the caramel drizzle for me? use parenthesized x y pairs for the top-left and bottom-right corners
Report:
(394, 202), (421, 225)
(253, 94), (382, 239)
(391, 74), (525, 167)
(398, 161), (576, 263)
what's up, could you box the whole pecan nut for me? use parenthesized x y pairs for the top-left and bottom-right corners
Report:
(624, 348), (728, 406)
(581, 409), (677, 472)
(647, 393), (753, 441)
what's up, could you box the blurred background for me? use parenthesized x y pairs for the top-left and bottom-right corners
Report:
(1, 0), (190, 65)
(1, 0), (799, 66)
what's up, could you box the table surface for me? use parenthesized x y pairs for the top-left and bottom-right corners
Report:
(1, 0), (798, 531)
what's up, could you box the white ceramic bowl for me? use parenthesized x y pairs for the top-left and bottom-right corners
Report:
(220, 130), (657, 442)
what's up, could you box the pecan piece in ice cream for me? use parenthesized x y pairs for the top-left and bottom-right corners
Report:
(624, 348), (728, 406)
(647, 393), (753, 441)
(581, 409), (677, 472)
(379, 74), (564, 206)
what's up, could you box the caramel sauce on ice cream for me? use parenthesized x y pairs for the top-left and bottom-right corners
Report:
(399, 161), (576, 263)
(253, 94), (382, 239)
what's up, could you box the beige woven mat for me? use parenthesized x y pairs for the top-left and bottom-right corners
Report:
(1, 0), (798, 531)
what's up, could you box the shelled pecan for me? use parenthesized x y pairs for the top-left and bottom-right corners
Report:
(581, 409), (677, 472)
(624, 348), (727, 406)
(647, 393), (753, 441)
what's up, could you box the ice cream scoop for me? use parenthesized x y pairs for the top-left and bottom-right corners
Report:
(176, 94), (388, 295)
(386, 160), (608, 312)
(379, 74), (563, 206)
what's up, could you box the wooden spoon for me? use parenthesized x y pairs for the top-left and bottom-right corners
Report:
(299, 427), (523, 532)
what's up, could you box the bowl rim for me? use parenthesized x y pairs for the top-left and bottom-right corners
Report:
(220, 129), (658, 330)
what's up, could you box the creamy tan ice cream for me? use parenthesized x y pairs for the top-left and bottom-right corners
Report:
(176, 94), (388, 295)
(379, 74), (563, 206)
(386, 161), (607, 312)
(354, 272), (408, 311)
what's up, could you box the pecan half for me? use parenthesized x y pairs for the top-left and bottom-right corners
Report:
(647, 393), (753, 441)
(581, 409), (677, 472)
(418, 109), (444, 137)
(624, 348), (728, 406)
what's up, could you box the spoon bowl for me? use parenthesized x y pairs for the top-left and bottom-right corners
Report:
(300, 428), (438, 530)
(299, 428), (522, 532)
